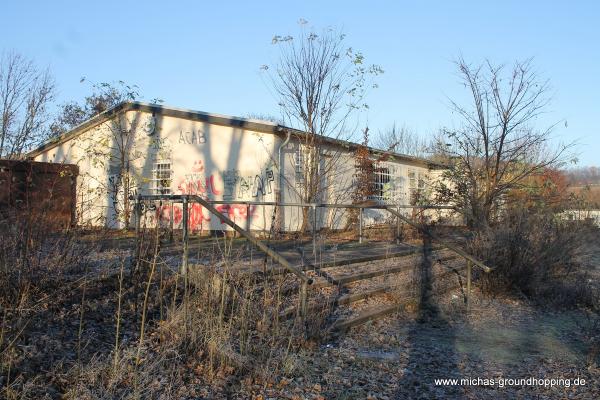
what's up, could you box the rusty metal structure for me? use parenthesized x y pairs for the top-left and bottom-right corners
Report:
(133, 194), (493, 324)
(0, 159), (78, 229)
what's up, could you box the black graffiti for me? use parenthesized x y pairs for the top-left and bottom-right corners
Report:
(178, 130), (206, 144)
(253, 169), (274, 197)
(222, 169), (274, 199)
(222, 170), (239, 200)
(150, 137), (169, 150)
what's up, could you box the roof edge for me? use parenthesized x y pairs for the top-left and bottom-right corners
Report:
(28, 101), (445, 169)
(28, 101), (287, 158)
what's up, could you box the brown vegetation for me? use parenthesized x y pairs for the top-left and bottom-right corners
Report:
(0, 211), (327, 398)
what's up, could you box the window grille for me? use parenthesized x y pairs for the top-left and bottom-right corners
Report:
(369, 167), (391, 202)
(408, 169), (416, 194)
(151, 162), (172, 194)
(294, 147), (305, 188)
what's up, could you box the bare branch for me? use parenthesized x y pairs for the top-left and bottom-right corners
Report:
(0, 51), (55, 158)
(435, 57), (572, 228)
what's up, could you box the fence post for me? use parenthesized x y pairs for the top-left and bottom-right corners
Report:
(396, 206), (401, 244)
(169, 200), (174, 243)
(134, 195), (141, 267)
(466, 259), (472, 313)
(312, 204), (317, 256)
(181, 196), (189, 275)
(134, 194), (141, 238)
(245, 204), (251, 232)
(359, 207), (363, 244)
(299, 280), (308, 323)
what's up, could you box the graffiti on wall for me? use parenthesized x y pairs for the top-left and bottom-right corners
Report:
(178, 129), (206, 144)
(177, 175), (221, 196)
(154, 202), (257, 231)
(222, 168), (274, 200)
(175, 160), (274, 201)
(176, 160), (222, 196)
(149, 160), (263, 231)
(149, 137), (170, 151)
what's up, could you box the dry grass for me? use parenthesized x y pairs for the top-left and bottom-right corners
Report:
(0, 210), (328, 398)
(467, 207), (596, 308)
(3, 201), (598, 397)
(464, 206), (600, 369)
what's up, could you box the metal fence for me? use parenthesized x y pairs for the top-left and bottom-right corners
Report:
(132, 194), (491, 316)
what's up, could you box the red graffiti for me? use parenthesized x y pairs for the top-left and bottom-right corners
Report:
(175, 160), (222, 197)
(176, 174), (222, 196)
(215, 204), (256, 223)
(161, 160), (257, 231)
(155, 203), (255, 231)
(156, 204), (183, 225)
(186, 203), (209, 231)
(191, 160), (205, 173)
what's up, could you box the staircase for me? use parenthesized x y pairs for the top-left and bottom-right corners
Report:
(131, 195), (490, 336)
(274, 244), (470, 333)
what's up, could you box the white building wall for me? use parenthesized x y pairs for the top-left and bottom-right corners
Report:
(34, 110), (280, 230)
(33, 107), (449, 231)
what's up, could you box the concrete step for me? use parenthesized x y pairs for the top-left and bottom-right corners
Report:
(331, 301), (410, 332)
(331, 254), (457, 286)
(329, 280), (464, 333)
(280, 257), (465, 319)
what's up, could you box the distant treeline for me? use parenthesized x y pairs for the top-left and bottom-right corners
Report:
(564, 166), (600, 186)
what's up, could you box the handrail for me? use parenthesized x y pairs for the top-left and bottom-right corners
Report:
(133, 196), (480, 274)
(133, 195), (453, 210)
(384, 206), (493, 273)
(134, 194), (312, 284)
(188, 195), (312, 284)
(132, 194), (488, 316)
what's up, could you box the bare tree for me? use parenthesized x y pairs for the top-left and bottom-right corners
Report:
(0, 51), (55, 158)
(79, 113), (149, 227)
(434, 57), (573, 229)
(50, 80), (144, 138)
(55, 81), (161, 227)
(264, 22), (383, 231)
(373, 123), (430, 157)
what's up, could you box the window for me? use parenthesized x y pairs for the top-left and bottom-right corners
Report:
(408, 169), (427, 203)
(294, 146), (305, 188)
(418, 173), (426, 190)
(152, 162), (172, 194)
(370, 167), (391, 202)
(408, 169), (416, 195)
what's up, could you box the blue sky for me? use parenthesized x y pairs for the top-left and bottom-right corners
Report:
(1, 0), (598, 166)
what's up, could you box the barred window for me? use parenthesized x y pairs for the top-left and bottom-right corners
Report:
(408, 170), (416, 194)
(370, 167), (391, 202)
(152, 162), (172, 194)
(418, 173), (426, 190)
(408, 169), (427, 203)
(294, 147), (305, 188)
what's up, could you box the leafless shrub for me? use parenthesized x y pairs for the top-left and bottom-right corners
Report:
(468, 207), (595, 308)
(0, 217), (81, 306)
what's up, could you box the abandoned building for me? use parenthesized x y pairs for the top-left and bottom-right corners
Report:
(28, 102), (447, 231)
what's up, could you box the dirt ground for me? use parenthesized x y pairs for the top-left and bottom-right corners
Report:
(2, 229), (599, 399)
(225, 232), (600, 399)
(240, 293), (598, 400)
